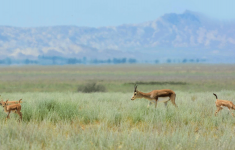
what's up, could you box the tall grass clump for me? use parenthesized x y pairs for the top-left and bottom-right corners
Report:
(77, 82), (106, 93)
(32, 100), (79, 123)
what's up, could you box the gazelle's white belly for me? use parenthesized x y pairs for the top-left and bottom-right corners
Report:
(157, 97), (170, 103)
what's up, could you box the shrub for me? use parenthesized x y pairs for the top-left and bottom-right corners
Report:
(77, 82), (106, 93)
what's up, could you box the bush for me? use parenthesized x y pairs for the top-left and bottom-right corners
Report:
(77, 82), (106, 93)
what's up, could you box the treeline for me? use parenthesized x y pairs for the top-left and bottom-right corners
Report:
(0, 56), (206, 65)
(38, 56), (137, 65)
(0, 56), (137, 65)
(161, 58), (207, 63)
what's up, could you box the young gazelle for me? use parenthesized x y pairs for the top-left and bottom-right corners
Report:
(131, 85), (177, 108)
(2, 99), (22, 122)
(213, 93), (235, 117)
(0, 98), (23, 106)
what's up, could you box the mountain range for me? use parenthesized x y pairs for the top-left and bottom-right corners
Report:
(0, 10), (235, 63)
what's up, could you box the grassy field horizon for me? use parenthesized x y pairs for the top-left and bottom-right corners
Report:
(0, 64), (235, 93)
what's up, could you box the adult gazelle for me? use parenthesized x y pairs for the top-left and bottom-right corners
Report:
(131, 85), (177, 108)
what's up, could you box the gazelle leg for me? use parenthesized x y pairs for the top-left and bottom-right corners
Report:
(164, 101), (168, 108)
(228, 108), (234, 117)
(17, 111), (22, 122)
(154, 99), (158, 108)
(147, 102), (152, 108)
(215, 107), (223, 116)
(170, 94), (177, 108)
(6, 111), (11, 121)
(7, 111), (11, 119)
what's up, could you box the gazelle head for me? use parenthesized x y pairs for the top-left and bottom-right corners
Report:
(131, 84), (141, 100)
(0, 99), (7, 106)
(2, 99), (8, 108)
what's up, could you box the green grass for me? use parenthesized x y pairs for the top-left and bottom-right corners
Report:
(0, 91), (235, 149)
(0, 64), (235, 149)
(0, 64), (235, 93)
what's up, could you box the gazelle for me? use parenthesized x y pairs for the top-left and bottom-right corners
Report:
(213, 93), (235, 117)
(1, 99), (22, 122)
(1, 99), (22, 111)
(131, 85), (177, 108)
(0, 98), (23, 106)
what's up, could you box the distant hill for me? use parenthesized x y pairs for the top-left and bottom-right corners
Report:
(0, 10), (235, 63)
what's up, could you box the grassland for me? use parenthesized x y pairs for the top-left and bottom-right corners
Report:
(0, 64), (235, 149)
(1, 64), (235, 93)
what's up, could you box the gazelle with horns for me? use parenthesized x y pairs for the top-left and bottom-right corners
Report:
(131, 85), (177, 108)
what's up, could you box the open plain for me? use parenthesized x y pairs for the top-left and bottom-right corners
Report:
(0, 64), (235, 149)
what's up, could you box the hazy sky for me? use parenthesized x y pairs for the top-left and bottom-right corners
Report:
(1, 0), (235, 27)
